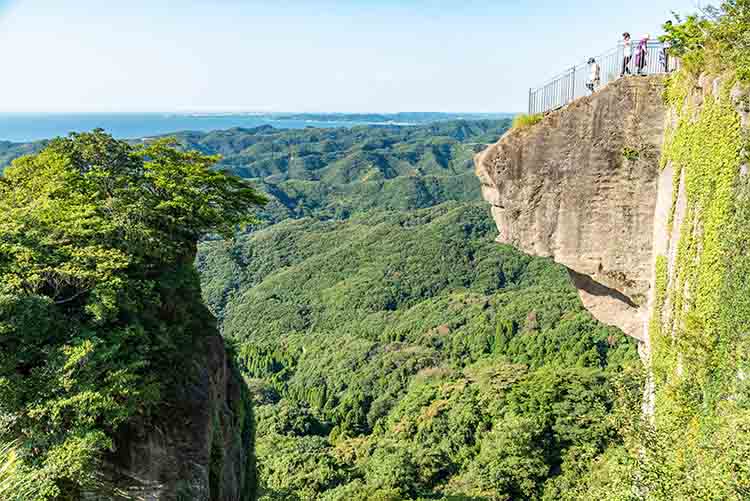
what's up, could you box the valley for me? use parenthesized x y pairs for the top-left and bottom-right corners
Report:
(190, 121), (641, 500)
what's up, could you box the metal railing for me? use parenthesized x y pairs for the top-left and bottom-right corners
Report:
(528, 41), (679, 114)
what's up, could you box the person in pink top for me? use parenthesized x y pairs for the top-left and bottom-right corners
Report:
(635, 34), (650, 75)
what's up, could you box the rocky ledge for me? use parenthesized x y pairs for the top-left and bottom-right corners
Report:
(475, 76), (668, 342)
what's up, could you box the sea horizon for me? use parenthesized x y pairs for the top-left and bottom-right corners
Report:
(0, 111), (517, 143)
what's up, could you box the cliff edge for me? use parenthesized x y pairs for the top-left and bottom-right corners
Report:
(476, 5), (750, 494)
(0, 131), (259, 501)
(476, 76), (668, 344)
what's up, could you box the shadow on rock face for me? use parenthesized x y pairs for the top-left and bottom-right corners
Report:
(475, 76), (668, 344)
(567, 268), (639, 309)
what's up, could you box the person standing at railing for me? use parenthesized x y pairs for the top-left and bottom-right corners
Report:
(635, 34), (650, 75)
(620, 32), (633, 77)
(586, 58), (601, 93)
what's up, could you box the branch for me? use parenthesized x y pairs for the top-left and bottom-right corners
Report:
(53, 289), (91, 305)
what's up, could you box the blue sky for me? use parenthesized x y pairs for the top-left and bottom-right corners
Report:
(0, 0), (699, 113)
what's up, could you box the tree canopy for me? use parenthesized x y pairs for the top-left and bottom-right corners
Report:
(662, 0), (750, 79)
(0, 130), (265, 499)
(198, 202), (640, 500)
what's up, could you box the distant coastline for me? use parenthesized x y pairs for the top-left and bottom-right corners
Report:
(0, 112), (516, 143)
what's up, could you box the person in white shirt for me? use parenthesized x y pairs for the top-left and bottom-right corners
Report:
(586, 58), (601, 93)
(621, 32), (633, 76)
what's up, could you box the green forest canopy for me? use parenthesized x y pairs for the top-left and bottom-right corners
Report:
(168, 120), (510, 223)
(200, 203), (641, 500)
(0, 130), (264, 499)
(154, 117), (647, 500)
(164, 117), (608, 500)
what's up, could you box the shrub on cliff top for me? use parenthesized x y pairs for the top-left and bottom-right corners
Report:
(512, 113), (543, 130)
(0, 130), (265, 498)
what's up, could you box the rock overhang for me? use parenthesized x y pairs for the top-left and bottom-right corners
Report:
(475, 76), (669, 342)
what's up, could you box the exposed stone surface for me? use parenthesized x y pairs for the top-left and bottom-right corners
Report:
(104, 333), (255, 501)
(730, 81), (750, 127)
(475, 76), (668, 341)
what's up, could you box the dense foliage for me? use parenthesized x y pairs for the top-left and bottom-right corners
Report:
(0, 441), (35, 500)
(662, 0), (750, 80)
(639, 57), (750, 498)
(0, 130), (264, 499)
(198, 202), (640, 500)
(627, 2), (750, 497)
(169, 120), (510, 223)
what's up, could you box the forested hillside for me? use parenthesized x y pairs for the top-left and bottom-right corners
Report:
(188, 119), (643, 500)
(0, 120), (511, 223)
(0, 118), (643, 499)
(170, 120), (509, 222)
(199, 203), (640, 500)
(0, 140), (43, 168)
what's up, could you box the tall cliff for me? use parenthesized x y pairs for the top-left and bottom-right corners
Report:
(476, 72), (750, 496)
(476, 76), (668, 345)
(105, 273), (257, 501)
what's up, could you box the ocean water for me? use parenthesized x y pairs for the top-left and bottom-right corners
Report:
(0, 112), (514, 143)
(0, 113), (402, 142)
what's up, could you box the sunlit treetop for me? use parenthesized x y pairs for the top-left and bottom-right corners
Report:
(0, 129), (266, 319)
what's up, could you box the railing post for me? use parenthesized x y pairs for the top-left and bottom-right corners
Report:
(528, 88), (532, 114)
(529, 42), (678, 115)
(570, 66), (576, 102)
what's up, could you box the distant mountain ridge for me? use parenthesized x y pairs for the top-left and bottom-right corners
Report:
(167, 119), (512, 223)
(0, 112), (514, 143)
(1, 121), (511, 223)
(271, 112), (515, 123)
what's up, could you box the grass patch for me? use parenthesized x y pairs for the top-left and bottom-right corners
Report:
(622, 146), (640, 162)
(512, 113), (543, 130)
(0, 441), (35, 501)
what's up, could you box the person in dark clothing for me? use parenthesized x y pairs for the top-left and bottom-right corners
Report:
(635, 34), (650, 75)
(621, 32), (633, 77)
(660, 41), (671, 72)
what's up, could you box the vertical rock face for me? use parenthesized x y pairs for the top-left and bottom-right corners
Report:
(475, 76), (668, 342)
(94, 253), (257, 501)
(107, 334), (255, 501)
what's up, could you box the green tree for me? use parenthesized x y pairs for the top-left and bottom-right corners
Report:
(465, 415), (550, 500)
(662, 1), (750, 79)
(0, 130), (265, 498)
